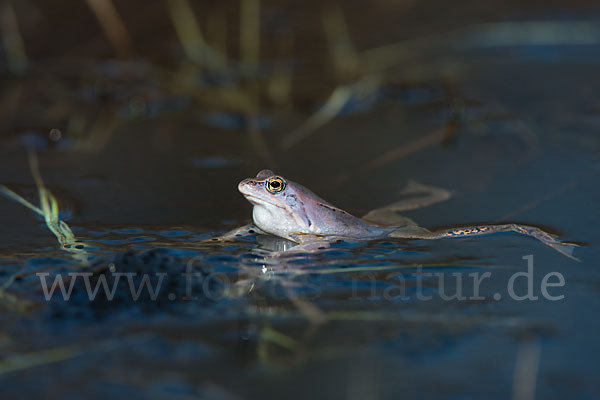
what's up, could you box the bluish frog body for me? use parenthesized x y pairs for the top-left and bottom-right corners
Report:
(231, 170), (578, 260)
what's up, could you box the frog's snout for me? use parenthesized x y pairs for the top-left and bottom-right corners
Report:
(238, 178), (257, 194)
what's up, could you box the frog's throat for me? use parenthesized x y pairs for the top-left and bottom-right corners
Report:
(242, 193), (285, 210)
(244, 193), (309, 234)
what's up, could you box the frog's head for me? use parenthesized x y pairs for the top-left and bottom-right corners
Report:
(238, 169), (318, 241)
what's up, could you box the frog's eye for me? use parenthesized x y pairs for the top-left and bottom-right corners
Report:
(266, 177), (286, 194)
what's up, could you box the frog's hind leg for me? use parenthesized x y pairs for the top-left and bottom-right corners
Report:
(362, 181), (452, 225)
(390, 223), (580, 261)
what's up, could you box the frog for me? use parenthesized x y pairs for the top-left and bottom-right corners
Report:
(217, 169), (578, 260)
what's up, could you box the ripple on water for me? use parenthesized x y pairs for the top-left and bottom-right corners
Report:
(95, 236), (156, 245)
(157, 229), (194, 237)
(205, 254), (241, 264)
(28, 257), (72, 266)
(111, 228), (144, 234)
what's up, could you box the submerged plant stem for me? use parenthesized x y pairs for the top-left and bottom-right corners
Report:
(0, 152), (90, 264)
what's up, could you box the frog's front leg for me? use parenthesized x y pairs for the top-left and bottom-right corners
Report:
(210, 223), (265, 242)
(390, 223), (579, 261)
(362, 181), (452, 226)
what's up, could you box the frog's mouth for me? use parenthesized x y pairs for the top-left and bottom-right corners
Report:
(241, 193), (286, 211)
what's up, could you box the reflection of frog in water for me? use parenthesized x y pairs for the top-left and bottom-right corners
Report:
(220, 170), (578, 260)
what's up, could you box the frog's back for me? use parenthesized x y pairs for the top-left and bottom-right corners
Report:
(290, 180), (391, 239)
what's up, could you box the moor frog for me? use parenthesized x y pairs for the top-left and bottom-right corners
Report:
(219, 169), (578, 260)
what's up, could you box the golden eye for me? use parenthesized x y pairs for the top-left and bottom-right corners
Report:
(266, 177), (286, 193)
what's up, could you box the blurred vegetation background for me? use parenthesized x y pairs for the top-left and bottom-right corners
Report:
(1, 0), (599, 229)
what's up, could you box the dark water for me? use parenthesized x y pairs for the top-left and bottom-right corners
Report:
(1, 2), (600, 399)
